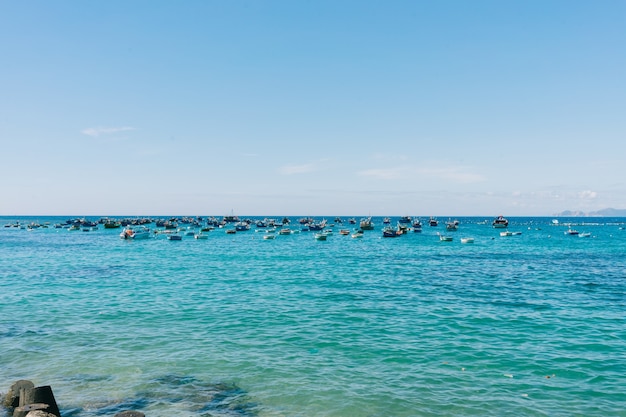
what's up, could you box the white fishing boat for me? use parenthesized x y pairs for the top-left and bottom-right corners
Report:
(500, 231), (522, 237)
(120, 226), (151, 240)
(351, 229), (364, 238)
(461, 237), (475, 244)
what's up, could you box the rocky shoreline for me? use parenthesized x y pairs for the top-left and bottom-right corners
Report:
(1, 382), (142, 417)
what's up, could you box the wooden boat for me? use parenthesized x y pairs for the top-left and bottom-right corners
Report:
(359, 217), (374, 230)
(104, 220), (122, 229)
(382, 227), (400, 238)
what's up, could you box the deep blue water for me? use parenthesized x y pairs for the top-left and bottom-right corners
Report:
(1, 216), (625, 416)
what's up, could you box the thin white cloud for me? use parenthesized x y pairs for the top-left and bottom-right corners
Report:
(419, 167), (486, 184)
(278, 163), (316, 175)
(578, 190), (597, 199)
(358, 165), (486, 183)
(358, 167), (409, 180)
(81, 126), (136, 137)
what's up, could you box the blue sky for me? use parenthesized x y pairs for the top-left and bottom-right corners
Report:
(1, 1), (625, 216)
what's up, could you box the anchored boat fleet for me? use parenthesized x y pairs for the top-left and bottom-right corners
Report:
(6, 215), (605, 242)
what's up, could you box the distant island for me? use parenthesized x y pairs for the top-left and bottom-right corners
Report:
(554, 208), (626, 217)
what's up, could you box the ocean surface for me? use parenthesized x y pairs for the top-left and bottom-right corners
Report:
(1, 216), (625, 417)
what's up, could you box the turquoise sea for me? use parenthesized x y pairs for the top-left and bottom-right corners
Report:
(1, 216), (625, 417)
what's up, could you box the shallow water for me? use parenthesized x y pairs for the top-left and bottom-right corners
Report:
(1, 216), (625, 416)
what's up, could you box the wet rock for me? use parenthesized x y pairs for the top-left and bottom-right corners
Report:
(25, 410), (57, 417)
(3, 380), (34, 408)
(114, 412), (145, 417)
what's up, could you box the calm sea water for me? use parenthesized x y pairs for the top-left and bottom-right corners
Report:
(1, 216), (625, 417)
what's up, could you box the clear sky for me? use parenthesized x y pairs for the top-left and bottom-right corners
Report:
(1, 1), (625, 216)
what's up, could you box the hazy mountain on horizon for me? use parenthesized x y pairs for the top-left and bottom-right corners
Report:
(555, 208), (626, 217)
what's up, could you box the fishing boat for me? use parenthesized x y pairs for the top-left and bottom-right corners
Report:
(308, 221), (327, 231)
(565, 228), (579, 236)
(351, 229), (364, 238)
(314, 233), (327, 241)
(445, 220), (459, 231)
(382, 227), (401, 238)
(578, 232), (591, 238)
(119, 227), (138, 239)
(492, 216), (509, 228)
(167, 234), (182, 241)
(412, 219), (422, 233)
(398, 216), (412, 224)
(359, 217), (374, 230)
(339, 229), (350, 236)
(438, 233), (453, 242)
(235, 221), (250, 231)
(104, 220), (122, 229)
(194, 232), (208, 239)
(500, 231), (522, 236)
(223, 215), (239, 223)
(132, 226), (151, 239)
(429, 217), (438, 227)
(263, 234), (275, 240)
(461, 237), (475, 244)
